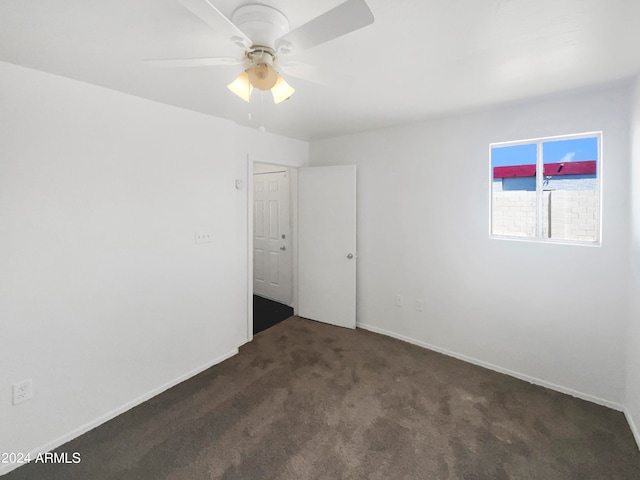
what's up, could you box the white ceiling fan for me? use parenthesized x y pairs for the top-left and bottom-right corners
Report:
(146, 0), (374, 103)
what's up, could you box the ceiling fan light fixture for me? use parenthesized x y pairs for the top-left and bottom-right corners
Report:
(247, 63), (278, 90)
(227, 71), (253, 102)
(271, 74), (295, 104)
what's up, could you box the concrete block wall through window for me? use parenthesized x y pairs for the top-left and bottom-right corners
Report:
(490, 133), (601, 244)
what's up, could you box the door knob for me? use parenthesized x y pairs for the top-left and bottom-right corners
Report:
(280, 246), (286, 251)
(347, 253), (354, 259)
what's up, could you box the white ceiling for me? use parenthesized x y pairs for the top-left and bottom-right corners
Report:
(1, 0), (639, 141)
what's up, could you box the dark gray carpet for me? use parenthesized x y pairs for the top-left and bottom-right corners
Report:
(4, 317), (640, 479)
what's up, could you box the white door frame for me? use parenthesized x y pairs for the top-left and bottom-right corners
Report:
(246, 157), (298, 342)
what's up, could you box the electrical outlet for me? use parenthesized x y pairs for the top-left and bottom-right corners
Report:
(395, 294), (403, 306)
(415, 299), (424, 312)
(195, 232), (213, 244)
(13, 379), (33, 405)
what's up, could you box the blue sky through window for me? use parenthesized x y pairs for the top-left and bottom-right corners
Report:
(491, 143), (536, 168)
(543, 137), (598, 164)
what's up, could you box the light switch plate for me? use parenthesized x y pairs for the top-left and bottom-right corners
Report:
(13, 379), (33, 405)
(195, 232), (213, 244)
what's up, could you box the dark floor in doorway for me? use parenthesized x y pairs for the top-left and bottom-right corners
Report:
(253, 295), (294, 335)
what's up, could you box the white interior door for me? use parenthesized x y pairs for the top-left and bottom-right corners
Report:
(298, 165), (356, 329)
(253, 170), (292, 305)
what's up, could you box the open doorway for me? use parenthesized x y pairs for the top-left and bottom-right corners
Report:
(252, 162), (295, 335)
(246, 163), (356, 339)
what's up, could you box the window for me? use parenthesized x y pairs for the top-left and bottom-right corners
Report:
(490, 132), (601, 244)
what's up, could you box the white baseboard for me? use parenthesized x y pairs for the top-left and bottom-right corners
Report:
(0, 348), (238, 477)
(625, 408), (640, 452)
(356, 322), (623, 412)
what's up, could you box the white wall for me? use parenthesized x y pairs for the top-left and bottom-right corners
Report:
(0, 61), (307, 475)
(236, 125), (309, 168)
(627, 75), (640, 448)
(310, 84), (631, 408)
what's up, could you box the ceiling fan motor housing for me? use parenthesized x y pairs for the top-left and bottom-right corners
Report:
(231, 4), (290, 50)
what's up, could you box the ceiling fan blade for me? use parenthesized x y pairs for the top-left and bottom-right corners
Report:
(275, 0), (374, 54)
(279, 61), (352, 88)
(144, 57), (244, 68)
(178, 0), (252, 49)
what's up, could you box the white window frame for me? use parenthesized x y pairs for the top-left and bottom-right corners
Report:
(489, 131), (602, 246)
